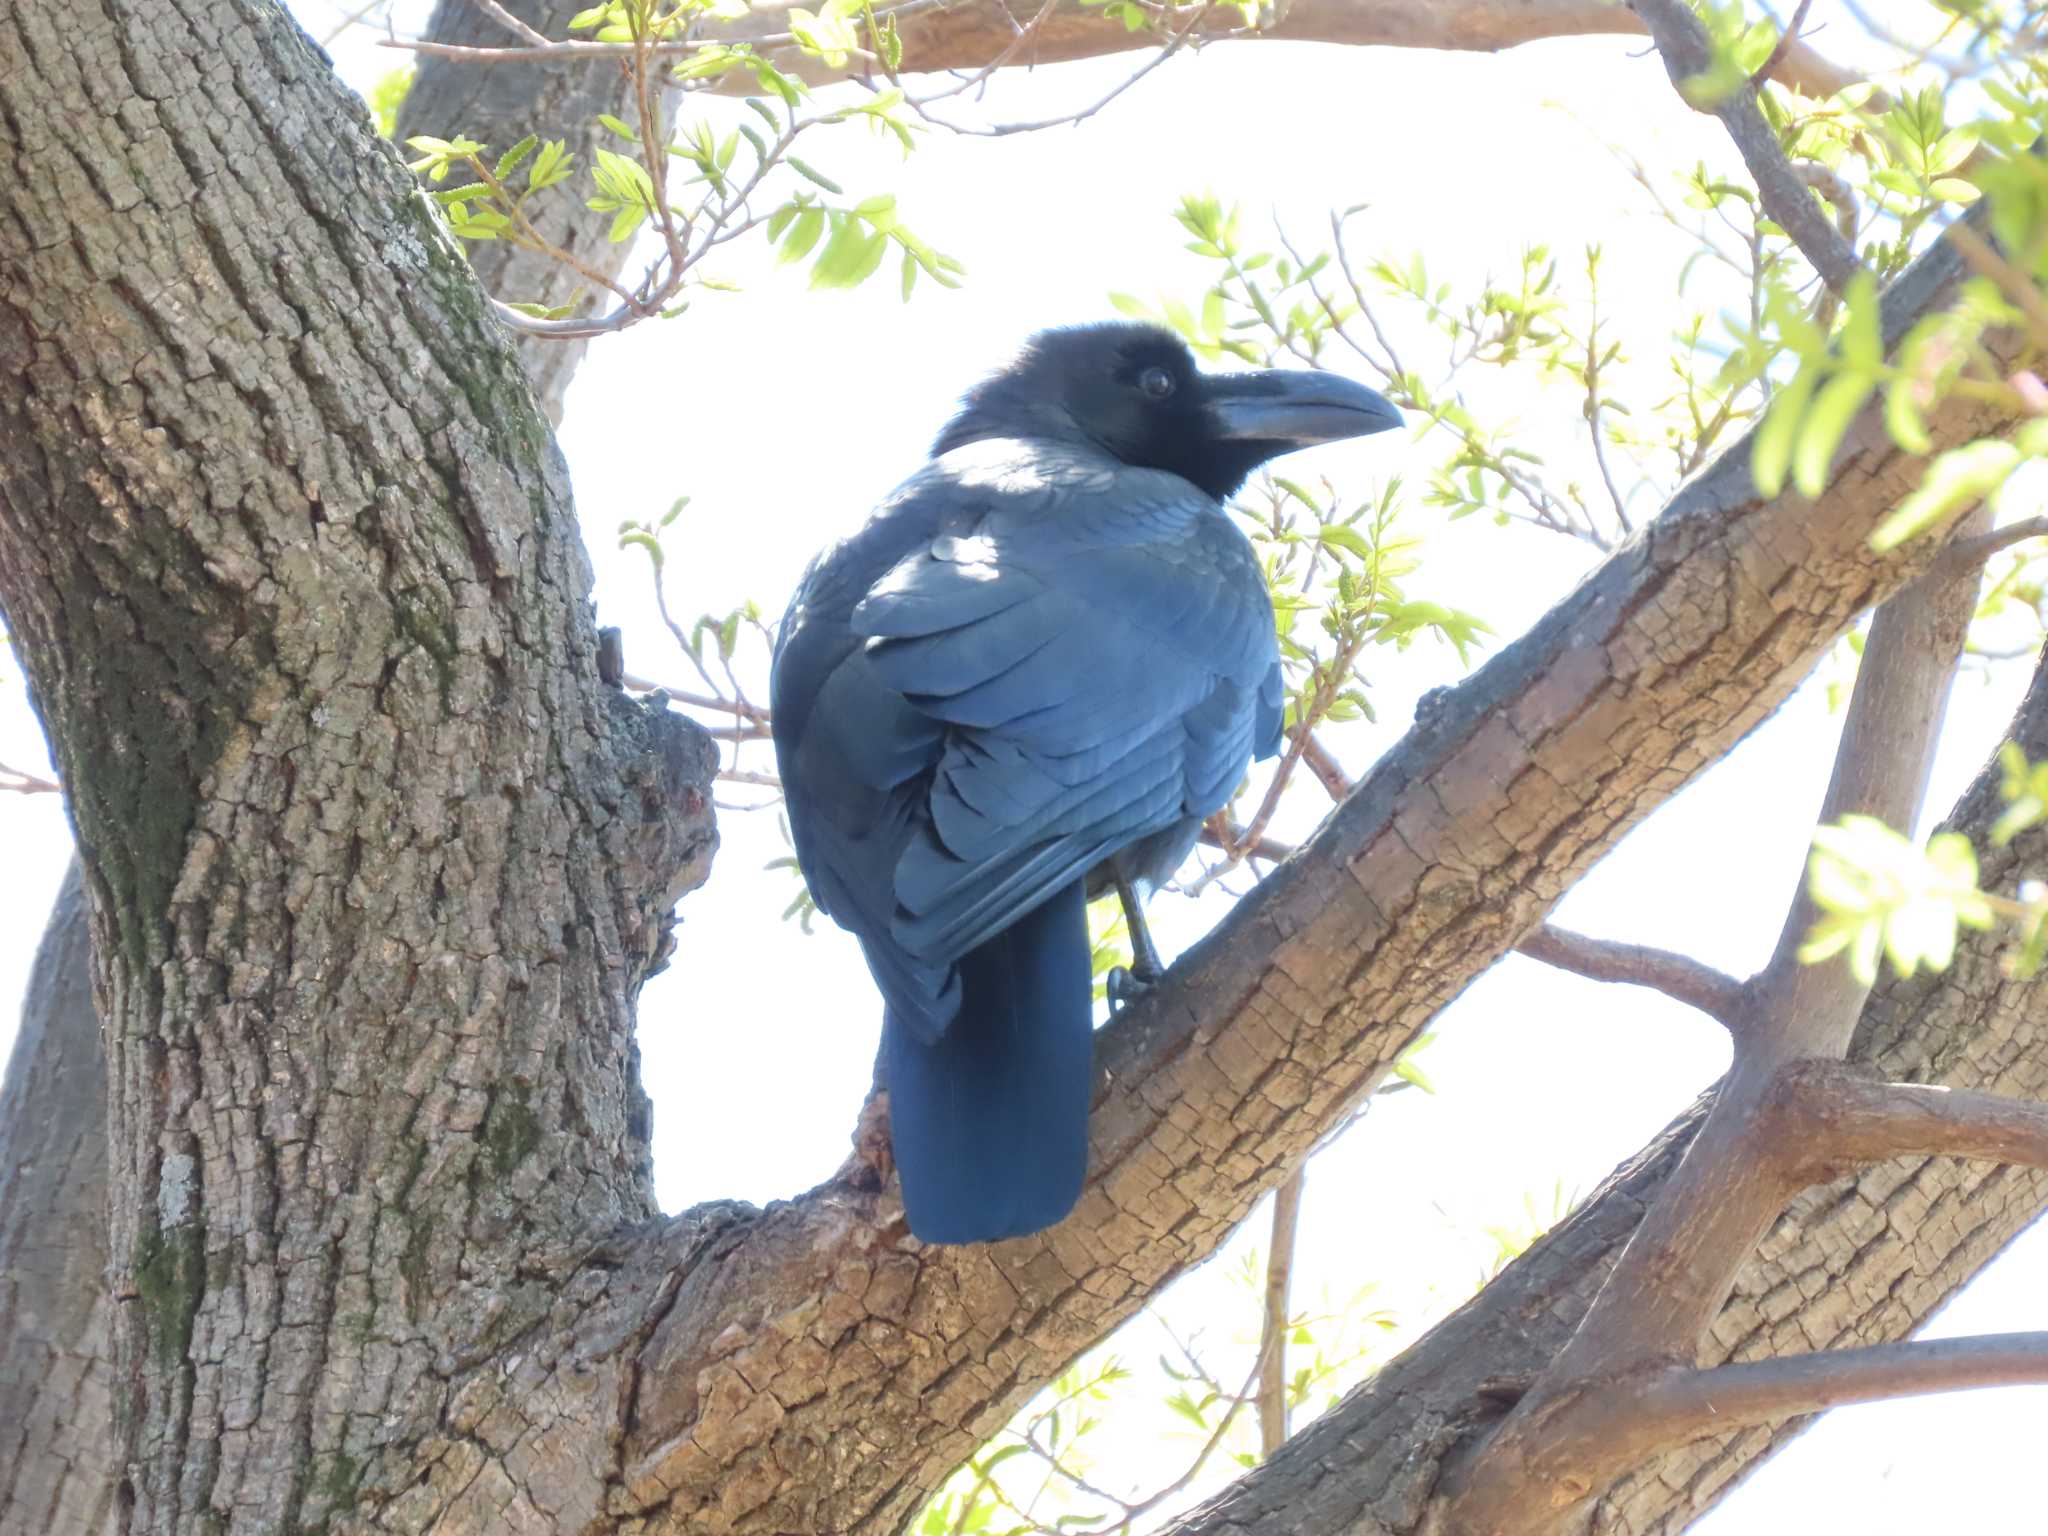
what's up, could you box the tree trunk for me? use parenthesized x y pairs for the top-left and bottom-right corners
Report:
(0, 3), (715, 1528)
(0, 862), (116, 1536)
(0, 7), (659, 1527)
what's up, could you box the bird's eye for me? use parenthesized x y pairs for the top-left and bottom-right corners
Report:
(1137, 367), (1177, 399)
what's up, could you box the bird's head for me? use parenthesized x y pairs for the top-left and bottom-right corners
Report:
(932, 321), (1402, 501)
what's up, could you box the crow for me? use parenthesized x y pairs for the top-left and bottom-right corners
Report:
(771, 322), (1401, 1244)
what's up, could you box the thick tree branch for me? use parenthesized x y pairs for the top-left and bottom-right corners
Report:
(1933, 513), (2048, 580)
(613, 207), (2025, 1536)
(1633, 0), (1864, 294)
(1165, 642), (2048, 1536)
(1484, 1330), (2048, 1506)
(526, 0), (1867, 101)
(1516, 923), (1747, 1028)
(1779, 1061), (2048, 1177)
(1440, 507), (1994, 1532)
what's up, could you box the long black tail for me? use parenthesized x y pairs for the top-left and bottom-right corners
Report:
(883, 880), (1093, 1244)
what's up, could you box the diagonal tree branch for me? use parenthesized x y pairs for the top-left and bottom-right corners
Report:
(1633, 0), (1864, 294)
(1516, 923), (1748, 1029)
(529, 0), (1869, 101)
(1164, 639), (2048, 1536)
(1441, 479), (1992, 1535)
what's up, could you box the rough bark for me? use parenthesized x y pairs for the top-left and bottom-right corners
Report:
(0, 862), (117, 1536)
(0, 3), (715, 1530)
(1442, 503), (1988, 1535)
(396, 0), (661, 424)
(0, 4), (2030, 1536)
(0, 8), (649, 1525)
(1162, 651), (2048, 1536)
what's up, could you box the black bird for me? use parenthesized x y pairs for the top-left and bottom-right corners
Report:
(771, 322), (1401, 1244)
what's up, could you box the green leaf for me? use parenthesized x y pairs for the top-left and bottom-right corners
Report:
(779, 204), (826, 265)
(528, 139), (574, 191)
(1752, 362), (1818, 499)
(1793, 369), (1877, 498)
(1317, 524), (1374, 560)
(607, 203), (646, 242)
(1872, 439), (2021, 552)
(598, 112), (640, 142)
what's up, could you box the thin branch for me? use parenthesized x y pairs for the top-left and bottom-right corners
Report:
(1515, 922), (1747, 1028)
(1634, 1332), (2048, 1441)
(1775, 1060), (2048, 1176)
(465, 0), (552, 48)
(319, 0), (388, 47)
(904, 3), (1213, 137)
(1298, 732), (1353, 801)
(1197, 820), (1295, 865)
(1750, 0), (1815, 90)
(1632, 0), (1863, 296)
(621, 672), (773, 723)
(1257, 1169), (1304, 1457)
(0, 759), (60, 795)
(1930, 514), (2048, 581)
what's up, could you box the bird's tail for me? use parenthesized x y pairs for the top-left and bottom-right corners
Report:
(884, 879), (1093, 1244)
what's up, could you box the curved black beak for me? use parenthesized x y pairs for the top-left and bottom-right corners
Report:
(1208, 369), (1403, 447)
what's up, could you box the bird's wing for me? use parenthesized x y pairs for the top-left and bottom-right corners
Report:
(852, 452), (1279, 966)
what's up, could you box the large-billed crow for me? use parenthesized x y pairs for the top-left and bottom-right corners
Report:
(771, 322), (1401, 1243)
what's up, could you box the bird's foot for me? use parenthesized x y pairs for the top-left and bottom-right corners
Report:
(1106, 965), (1159, 1015)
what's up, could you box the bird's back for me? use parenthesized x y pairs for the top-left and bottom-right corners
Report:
(772, 437), (1281, 1241)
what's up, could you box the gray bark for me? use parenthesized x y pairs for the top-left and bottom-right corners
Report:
(0, 2), (2037, 1533)
(0, 863), (116, 1536)
(0, 2), (715, 1528)
(0, 3), (658, 1525)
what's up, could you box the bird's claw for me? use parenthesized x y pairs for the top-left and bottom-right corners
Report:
(1106, 965), (1157, 1014)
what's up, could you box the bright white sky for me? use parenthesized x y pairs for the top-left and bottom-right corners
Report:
(2, 1), (2044, 1529)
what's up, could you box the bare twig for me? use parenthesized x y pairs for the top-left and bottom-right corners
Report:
(1750, 0), (1815, 90)
(319, 0), (389, 47)
(1197, 819), (1295, 865)
(905, 3), (1214, 137)
(0, 759), (60, 795)
(621, 672), (773, 723)
(1632, 0), (1863, 296)
(1516, 923), (1747, 1029)
(466, 0), (552, 47)
(1257, 1169), (1305, 1457)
